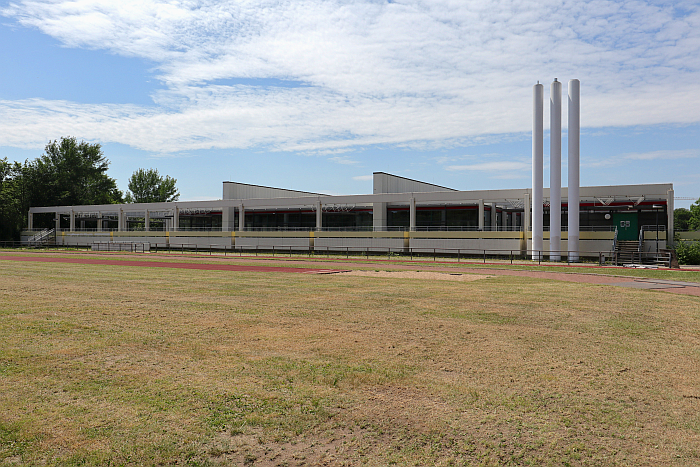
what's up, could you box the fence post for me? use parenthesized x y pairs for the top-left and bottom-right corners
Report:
(483, 250), (486, 263)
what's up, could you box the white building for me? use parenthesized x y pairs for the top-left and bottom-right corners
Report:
(24, 172), (674, 259)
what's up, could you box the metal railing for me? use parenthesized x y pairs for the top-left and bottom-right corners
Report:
(602, 250), (673, 268)
(37, 224), (626, 234)
(92, 242), (150, 253)
(531, 225), (616, 232)
(145, 244), (609, 264)
(0, 241), (677, 268)
(24, 228), (56, 247)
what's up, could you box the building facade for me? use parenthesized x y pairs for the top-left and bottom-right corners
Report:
(24, 173), (674, 258)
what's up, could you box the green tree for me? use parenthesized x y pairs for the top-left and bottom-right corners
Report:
(28, 137), (123, 207)
(124, 168), (179, 203)
(0, 158), (20, 240)
(674, 208), (691, 231)
(689, 198), (700, 231)
(0, 159), (35, 240)
(0, 137), (123, 240)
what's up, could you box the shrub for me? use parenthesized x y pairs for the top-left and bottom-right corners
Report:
(675, 240), (700, 265)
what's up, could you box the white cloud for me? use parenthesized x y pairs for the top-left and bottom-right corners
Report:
(447, 161), (531, 172)
(352, 175), (373, 181)
(585, 148), (700, 168)
(622, 149), (700, 161)
(330, 156), (359, 165)
(1, 0), (699, 153)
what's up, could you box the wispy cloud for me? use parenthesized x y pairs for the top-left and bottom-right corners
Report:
(1, 0), (699, 154)
(330, 156), (359, 165)
(622, 149), (699, 161)
(586, 148), (700, 167)
(447, 161), (531, 172)
(352, 174), (373, 181)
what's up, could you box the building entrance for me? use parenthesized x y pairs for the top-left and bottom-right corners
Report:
(613, 211), (638, 241)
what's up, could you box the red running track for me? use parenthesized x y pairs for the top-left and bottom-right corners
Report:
(0, 255), (346, 275)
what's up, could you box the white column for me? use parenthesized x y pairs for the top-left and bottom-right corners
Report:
(550, 79), (562, 261)
(55, 212), (61, 231)
(568, 79), (580, 261)
(222, 207), (235, 232)
(491, 203), (498, 231)
(70, 210), (75, 232)
(145, 210), (150, 232)
(511, 211), (518, 229)
(532, 83), (544, 260)
(667, 189), (674, 247)
(238, 204), (245, 231)
(373, 202), (387, 231)
(524, 193), (531, 243)
(522, 194), (530, 255)
(173, 207), (180, 232)
(118, 208), (124, 232)
(97, 211), (102, 232)
(28, 211), (33, 230)
(478, 199), (484, 231)
(315, 200), (322, 231)
(409, 197), (416, 231)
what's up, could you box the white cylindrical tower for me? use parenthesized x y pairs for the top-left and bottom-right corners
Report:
(550, 79), (562, 261)
(568, 79), (580, 261)
(532, 83), (544, 260)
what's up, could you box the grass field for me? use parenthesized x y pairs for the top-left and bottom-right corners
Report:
(1, 254), (699, 465)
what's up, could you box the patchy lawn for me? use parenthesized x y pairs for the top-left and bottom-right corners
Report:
(1, 258), (699, 465)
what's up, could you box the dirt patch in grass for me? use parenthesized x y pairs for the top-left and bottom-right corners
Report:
(338, 270), (491, 281)
(1, 260), (699, 465)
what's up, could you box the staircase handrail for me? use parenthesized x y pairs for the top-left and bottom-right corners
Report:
(28, 228), (48, 242)
(28, 228), (55, 245)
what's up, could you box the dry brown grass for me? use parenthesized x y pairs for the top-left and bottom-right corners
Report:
(1, 256), (699, 466)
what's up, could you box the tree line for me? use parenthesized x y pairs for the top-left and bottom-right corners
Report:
(674, 206), (700, 232)
(1, 137), (178, 241)
(674, 204), (700, 265)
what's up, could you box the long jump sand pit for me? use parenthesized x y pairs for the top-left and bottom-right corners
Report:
(338, 269), (492, 281)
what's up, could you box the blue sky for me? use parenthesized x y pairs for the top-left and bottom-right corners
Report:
(1, 0), (699, 207)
